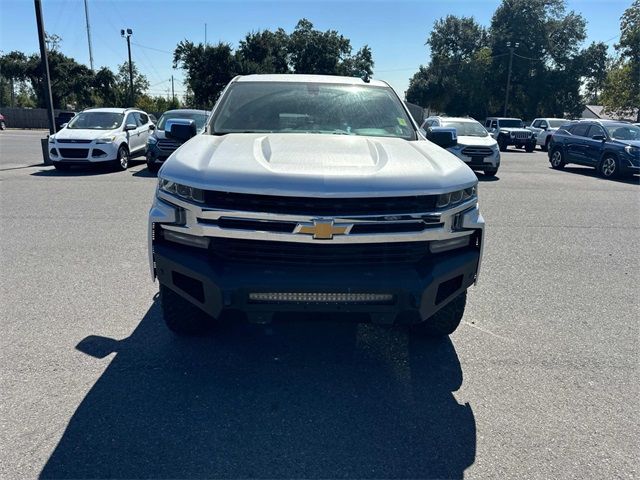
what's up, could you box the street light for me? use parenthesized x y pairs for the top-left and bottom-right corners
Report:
(503, 41), (520, 117)
(121, 28), (134, 106)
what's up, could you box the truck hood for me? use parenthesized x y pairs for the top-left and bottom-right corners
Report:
(455, 135), (497, 147)
(54, 127), (119, 141)
(160, 133), (477, 197)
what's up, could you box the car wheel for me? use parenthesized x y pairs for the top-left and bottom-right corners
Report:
(550, 149), (565, 169)
(541, 137), (550, 152)
(160, 284), (217, 336)
(53, 163), (70, 171)
(115, 145), (129, 171)
(525, 143), (534, 153)
(146, 154), (159, 173)
(0, 121), (5, 130)
(498, 138), (508, 152)
(599, 155), (618, 179)
(484, 167), (498, 176)
(410, 291), (466, 337)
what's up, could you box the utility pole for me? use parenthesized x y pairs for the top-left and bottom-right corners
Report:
(121, 28), (134, 106)
(34, 0), (55, 135)
(83, 0), (94, 71)
(171, 75), (175, 103)
(503, 41), (519, 117)
(205, 23), (207, 46)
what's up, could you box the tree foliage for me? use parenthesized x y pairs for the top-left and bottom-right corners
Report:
(407, 0), (604, 120)
(173, 19), (374, 108)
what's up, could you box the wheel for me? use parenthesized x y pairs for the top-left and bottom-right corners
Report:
(498, 138), (507, 152)
(598, 155), (618, 179)
(525, 143), (534, 153)
(410, 291), (466, 337)
(541, 137), (550, 152)
(484, 167), (498, 176)
(146, 154), (159, 173)
(160, 284), (216, 335)
(550, 149), (565, 169)
(114, 145), (129, 171)
(0, 121), (5, 130)
(53, 163), (71, 171)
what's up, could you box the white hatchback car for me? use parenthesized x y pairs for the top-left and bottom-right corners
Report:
(48, 107), (152, 170)
(422, 116), (500, 176)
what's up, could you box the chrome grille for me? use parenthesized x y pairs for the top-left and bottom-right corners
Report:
(461, 146), (493, 157)
(511, 131), (531, 140)
(57, 139), (92, 144)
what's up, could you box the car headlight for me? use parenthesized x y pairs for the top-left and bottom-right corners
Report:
(48, 136), (55, 144)
(148, 136), (158, 145)
(436, 185), (477, 209)
(158, 177), (205, 203)
(625, 145), (639, 156)
(96, 135), (116, 144)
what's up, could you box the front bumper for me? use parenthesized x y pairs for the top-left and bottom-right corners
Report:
(621, 156), (640, 175)
(49, 141), (118, 163)
(153, 241), (481, 324)
(449, 149), (500, 169)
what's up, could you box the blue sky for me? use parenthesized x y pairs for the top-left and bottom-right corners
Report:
(0, 0), (631, 100)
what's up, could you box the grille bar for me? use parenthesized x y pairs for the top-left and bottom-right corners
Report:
(58, 148), (89, 158)
(57, 139), (92, 144)
(461, 146), (493, 157)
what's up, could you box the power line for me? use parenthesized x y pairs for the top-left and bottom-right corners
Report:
(131, 42), (173, 55)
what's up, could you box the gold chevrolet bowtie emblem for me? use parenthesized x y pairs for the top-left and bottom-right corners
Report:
(296, 219), (351, 240)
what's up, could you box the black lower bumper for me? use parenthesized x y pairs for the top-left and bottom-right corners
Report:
(153, 241), (480, 324)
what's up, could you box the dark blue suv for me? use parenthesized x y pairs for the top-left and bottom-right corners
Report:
(548, 120), (640, 178)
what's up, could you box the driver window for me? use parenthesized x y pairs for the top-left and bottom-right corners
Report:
(491, 121), (497, 129)
(125, 113), (137, 127)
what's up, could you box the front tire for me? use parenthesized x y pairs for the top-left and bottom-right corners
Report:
(0, 121), (5, 130)
(599, 155), (618, 179)
(160, 284), (217, 336)
(146, 154), (159, 173)
(410, 291), (466, 337)
(541, 137), (550, 152)
(484, 166), (498, 177)
(114, 145), (129, 171)
(498, 138), (508, 152)
(525, 143), (534, 153)
(550, 149), (565, 169)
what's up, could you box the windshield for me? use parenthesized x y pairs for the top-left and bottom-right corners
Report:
(67, 112), (123, 130)
(442, 121), (488, 137)
(548, 119), (565, 128)
(498, 119), (524, 128)
(605, 124), (640, 141)
(212, 82), (416, 140)
(158, 111), (209, 131)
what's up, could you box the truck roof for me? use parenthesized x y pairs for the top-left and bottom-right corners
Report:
(234, 74), (390, 88)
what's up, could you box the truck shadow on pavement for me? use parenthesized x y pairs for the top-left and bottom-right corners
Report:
(40, 301), (476, 479)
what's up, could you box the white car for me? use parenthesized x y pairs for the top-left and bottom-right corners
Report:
(422, 116), (500, 176)
(527, 118), (567, 151)
(48, 107), (152, 170)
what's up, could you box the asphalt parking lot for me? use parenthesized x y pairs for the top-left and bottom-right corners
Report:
(1, 129), (638, 479)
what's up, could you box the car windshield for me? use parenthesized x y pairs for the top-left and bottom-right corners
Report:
(548, 119), (565, 128)
(498, 119), (524, 128)
(605, 124), (640, 141)
(442, 121), (488, 137)
(67, 112), (123, 130)
(158, 112), (208, 131)
(212, 82), (416, 140)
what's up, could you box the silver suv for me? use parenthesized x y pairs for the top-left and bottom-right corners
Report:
(423, 116), (500, 176)
(485, 117), (536, 152)
(148, 74), (485, 337)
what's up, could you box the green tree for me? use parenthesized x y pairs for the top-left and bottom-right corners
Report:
(115, 61), (149, 107)
(0, 51), (29, 106)
(92, 66), (118, 106)
(237, 29), (290, 74)
(173, 41), (239, 108)
(602, 0), (639, 121)
(579, 42), (609, 104)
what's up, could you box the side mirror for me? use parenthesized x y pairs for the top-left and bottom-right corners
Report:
(60, 123), (68, 129)
(427, 127), (457, 149)
(165, 118), (197, 143)
(148, 124), (155, 130)
(592, 134), (606, 141)
(124, 123), (137, 131)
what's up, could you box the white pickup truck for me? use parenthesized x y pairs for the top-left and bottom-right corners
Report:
(148, 74), (484, 337)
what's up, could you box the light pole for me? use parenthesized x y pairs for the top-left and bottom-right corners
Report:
(120, 28), (134, 106)
(503, 41), (519, 117)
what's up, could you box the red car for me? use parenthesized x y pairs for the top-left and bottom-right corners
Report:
(0, 113), (6, 130)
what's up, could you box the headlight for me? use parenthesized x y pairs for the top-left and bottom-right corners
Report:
(158, 177), (205, 203)
(436, 185), (477, 209)
(48, 136), (55, 144)
(96, 135), (116, 144)
(625, 145), (639, 156)
(148, 136), (158, 145)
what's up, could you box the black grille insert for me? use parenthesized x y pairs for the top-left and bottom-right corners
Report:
(202, 191), (438, 215)
(59, 148), (88, 159)
(209, 238), (429, 265)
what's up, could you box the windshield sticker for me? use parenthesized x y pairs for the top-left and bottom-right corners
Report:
(397, 117), (407, 127)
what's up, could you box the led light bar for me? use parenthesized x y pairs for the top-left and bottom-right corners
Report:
(248, 292), (394, 304)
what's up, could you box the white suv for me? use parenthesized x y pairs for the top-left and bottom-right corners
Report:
(422, 116), (500, 176)
(48, 107), (152, 170)
(527, 118), (566, 151)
